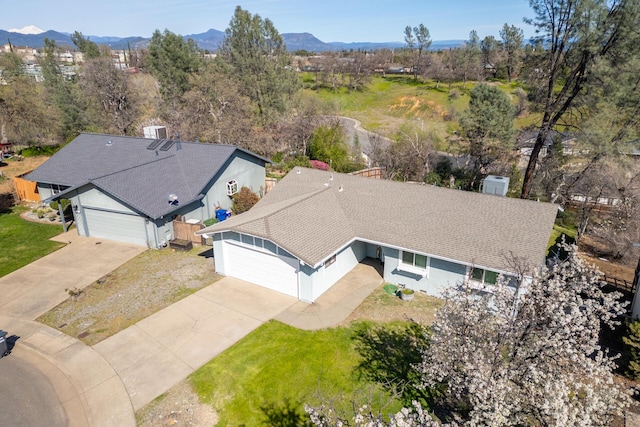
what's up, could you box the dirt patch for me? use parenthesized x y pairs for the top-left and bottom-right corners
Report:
(0, 156), (49, 196)
(579, 252), (636, 283)
(342, 284), (443, 325)
(136, 381), (218, 427)
(37, 247), (220, 346)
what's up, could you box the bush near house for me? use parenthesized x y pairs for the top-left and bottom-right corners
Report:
(231, 186), (259, 214)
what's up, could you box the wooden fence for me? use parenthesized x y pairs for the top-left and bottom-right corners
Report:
(603, 275), (635, 295)
(350, 167), (386, 179)
(172, 219), (205, 245)
(12, 174), (39, 202)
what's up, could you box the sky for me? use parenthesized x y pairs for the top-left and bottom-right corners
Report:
(1, 0), (536, 42)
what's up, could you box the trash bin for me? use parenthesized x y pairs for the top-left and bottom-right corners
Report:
(215, 209), (231, 222)
(0, 330), (7, 357)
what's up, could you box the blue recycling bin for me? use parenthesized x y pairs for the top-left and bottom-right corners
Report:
(215, 209), (231, 222)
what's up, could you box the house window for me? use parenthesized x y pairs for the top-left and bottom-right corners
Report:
(398, 251), (428, 277)
(470, 268), (499, 285)
(226, 179), (238, 196)
(401, 251), (428, 269)
(325, 254), (336, 268)
(51, 184), (66, 195)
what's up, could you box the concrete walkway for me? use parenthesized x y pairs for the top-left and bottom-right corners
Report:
(0, 231), (146, 426)
(275, 262), (384, 330)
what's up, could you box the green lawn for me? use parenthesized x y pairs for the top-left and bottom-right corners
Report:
(547, 224), (577, 259)
(306, 74), (539, 148)
(0, 206), (65, 277)
(191, 320), (402, 426)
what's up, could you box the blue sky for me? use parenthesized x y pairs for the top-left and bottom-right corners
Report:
(2, 1), (536, 42)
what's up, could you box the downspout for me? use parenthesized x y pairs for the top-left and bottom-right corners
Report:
(58, 203), (67, 233)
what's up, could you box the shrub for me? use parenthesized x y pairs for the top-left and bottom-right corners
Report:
(232, 187), (260, 214)
(623, 320), (640, 380)
(203, 217), (219, 227)
(19, 144), (61, 157)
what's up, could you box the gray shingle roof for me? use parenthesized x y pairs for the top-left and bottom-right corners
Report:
(199, 168), (558, 273)
(26, 133), (267, 219)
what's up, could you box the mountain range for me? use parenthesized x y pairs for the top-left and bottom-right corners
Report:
(0, 27), (463, 52)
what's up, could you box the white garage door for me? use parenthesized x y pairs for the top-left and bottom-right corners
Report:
(223, 242), (299, 298)
(84, 208), (148, 247)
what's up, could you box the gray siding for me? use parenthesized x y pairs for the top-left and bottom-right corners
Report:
(198, 152), (266, 221)
(383, 248), (467, 297)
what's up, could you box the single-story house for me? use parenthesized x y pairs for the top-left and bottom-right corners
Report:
(197, 168), (558, 303)
(26, 133), (268, 248)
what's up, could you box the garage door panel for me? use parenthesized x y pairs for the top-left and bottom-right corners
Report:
(223, 242), (298, 298)
(84, 208), (148, 246)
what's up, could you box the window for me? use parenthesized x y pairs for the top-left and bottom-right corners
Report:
(226, 179), (238, 196)
(325, 254), (336, 268)
(398, 251), (428, 277)
(470, 268), (499, 285)
(51, 184), (67, 195)
(402, 251), (427, 269)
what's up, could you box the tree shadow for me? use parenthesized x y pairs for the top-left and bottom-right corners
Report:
(260, 398), (312, 427)
(352, 321), (435, 405)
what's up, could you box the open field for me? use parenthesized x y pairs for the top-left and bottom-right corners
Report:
(306, 74), (539, 143)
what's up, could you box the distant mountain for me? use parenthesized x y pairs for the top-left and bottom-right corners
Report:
(0, 26), (464, 53)
(184, 28), (226, 52)
(0, 29), (74, 48)
(8, 25), (44, 35)
(282, 33), (330, 52)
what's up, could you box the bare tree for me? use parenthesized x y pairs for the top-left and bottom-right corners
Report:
(79, 56), (138, 135)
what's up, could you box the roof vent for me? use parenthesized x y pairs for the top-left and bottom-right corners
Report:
(168, 193), (179, 205)
(296, 168), (301, 175)
(106, 140), (113, 146)
(324, 182), (329, 187)
(338, 185), (344, 192)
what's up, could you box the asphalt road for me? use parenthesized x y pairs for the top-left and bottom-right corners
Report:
(0, 348), (67, 427)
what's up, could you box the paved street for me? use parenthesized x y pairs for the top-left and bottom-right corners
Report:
(0, 346), (67, 427)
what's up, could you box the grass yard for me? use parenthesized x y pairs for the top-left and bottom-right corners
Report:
(190, 320), (403, 426)
(0, 206), (65, 277)
(306, 74), (537, 145)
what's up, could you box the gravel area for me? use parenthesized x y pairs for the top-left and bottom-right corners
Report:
(37, 246), (220, 346)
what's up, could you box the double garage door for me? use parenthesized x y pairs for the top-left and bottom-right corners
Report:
(84, 208), (148, 247)
(222, 242), (299, 298)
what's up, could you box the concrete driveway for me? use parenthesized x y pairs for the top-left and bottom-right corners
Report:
(93, 277), (297, 410)
(0, 232), (146, 319)
(0, 231), (146, 426)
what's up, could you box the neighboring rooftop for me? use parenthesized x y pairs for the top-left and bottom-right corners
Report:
(199, 168), (558, 273)
(26, 133), (268, 219)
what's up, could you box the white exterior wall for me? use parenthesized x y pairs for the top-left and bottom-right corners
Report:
(299, 241), (367, 302)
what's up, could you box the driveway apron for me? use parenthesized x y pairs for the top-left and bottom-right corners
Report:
(93, 277), (297, 411)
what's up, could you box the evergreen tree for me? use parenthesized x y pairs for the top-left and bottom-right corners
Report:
(218, 6), (300, 124)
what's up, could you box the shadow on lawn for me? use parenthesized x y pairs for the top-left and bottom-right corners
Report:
(353, 321), (433, 405)
(261, 398), (312, 427)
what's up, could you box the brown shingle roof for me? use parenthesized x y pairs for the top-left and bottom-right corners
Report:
(199, 168), (558, 272)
